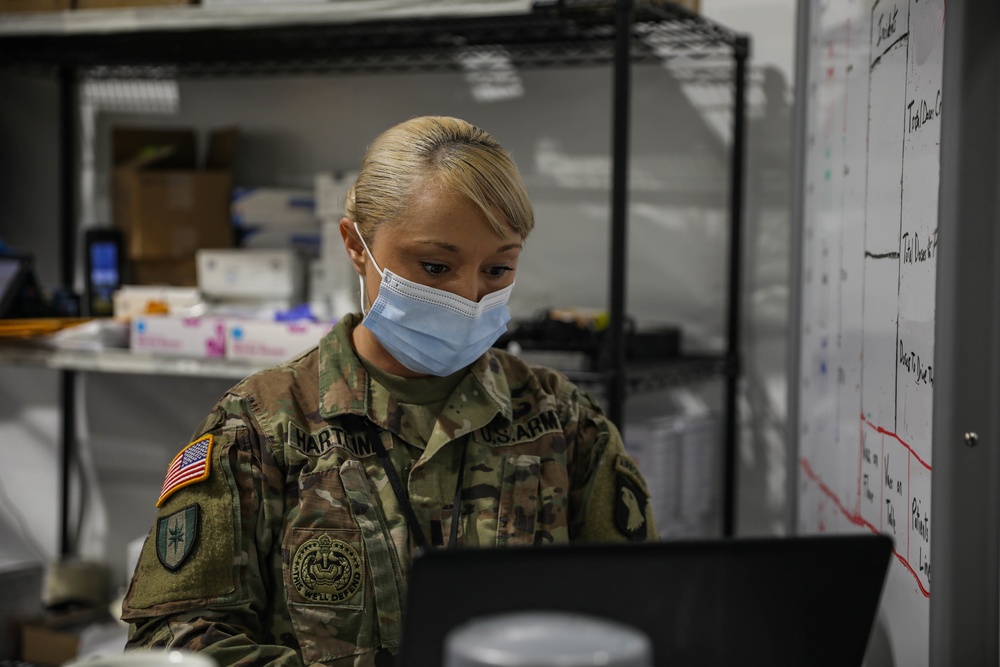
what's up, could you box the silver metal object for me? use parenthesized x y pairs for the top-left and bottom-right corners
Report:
(444, 611), (653, 667)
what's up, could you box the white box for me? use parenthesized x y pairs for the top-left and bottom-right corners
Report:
(314, 171), (357, 220)
(197, 248), (305, 302)
(231, 187), (317, 227)
(225, 319), (333, 364)
(130, 315), (227, 358)
(113, 285), (203, 319)
(239, 225), (321, 255)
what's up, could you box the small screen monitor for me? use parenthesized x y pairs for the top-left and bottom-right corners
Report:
(84, 228), (123, 317)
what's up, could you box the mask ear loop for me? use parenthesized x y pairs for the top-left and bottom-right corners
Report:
(354, 222), (384, 316)
(358, 274), (369, 317)
(354, 222), (384, 276)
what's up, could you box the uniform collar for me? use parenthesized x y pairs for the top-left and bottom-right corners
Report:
(317, 312), (370, 421)
(318, 313), (514, 431)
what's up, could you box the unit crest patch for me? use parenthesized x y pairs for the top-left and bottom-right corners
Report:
(156, 504), (199, 571)
(291, 534), (363, 605)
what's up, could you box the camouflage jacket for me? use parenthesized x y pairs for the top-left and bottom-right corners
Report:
(121, 313), (656, 666)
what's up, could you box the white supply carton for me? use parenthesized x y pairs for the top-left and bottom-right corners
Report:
(225, 319), (334, 364)
(315, 171), (358, 221)
(197, 248), (305, 302)
(113, 286), (203, 319)
(309, 256), (358, 320)
(239, 225), (321, 255)
(231, 187), (317, 227)
(130, 315), (228, 358)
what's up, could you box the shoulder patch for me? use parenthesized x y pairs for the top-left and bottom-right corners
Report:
(614, 454), (649, 495)
(615, 472), (649, 542)
(156, 504), (200, 571)
(157, 435), (213, 507)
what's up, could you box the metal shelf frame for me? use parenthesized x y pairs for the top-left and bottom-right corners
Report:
(0, 0), (748, 549)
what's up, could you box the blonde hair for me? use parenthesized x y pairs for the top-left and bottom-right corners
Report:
(345, 116), (534, 244)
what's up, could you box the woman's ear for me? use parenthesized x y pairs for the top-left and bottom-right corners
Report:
(339, 218), (366, 276)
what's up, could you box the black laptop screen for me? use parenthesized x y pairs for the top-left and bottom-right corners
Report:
(398, 534), (892, 667)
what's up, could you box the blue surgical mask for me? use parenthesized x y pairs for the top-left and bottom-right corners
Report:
(355, 223), (514, 376)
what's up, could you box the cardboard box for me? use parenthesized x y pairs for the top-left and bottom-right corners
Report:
(131, 256), (199, 287)
(76, 0), (196, 7)
(672, 0), (699, 13)
(112, 126), (238, 262)
(131, 315), (227, 358)
(0, 0), (70, 12)
(226, 319), (333, 364)
(0, 562), (43, 661)
(19, 608), (109, 667)
(20, 620), (79, 666)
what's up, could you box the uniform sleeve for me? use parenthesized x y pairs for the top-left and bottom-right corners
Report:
(566, 389), (658, 543)
(121, 399), (301, 667)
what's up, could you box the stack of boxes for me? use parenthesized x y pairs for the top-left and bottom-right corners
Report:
(109, 127), (354, 365)
(111, 126), (237, 286)
(313, 171), (360, 320)
(0, 0), (195, 11)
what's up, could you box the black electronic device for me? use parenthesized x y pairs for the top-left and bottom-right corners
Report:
(0, 255), (30, 318)
(83, 227), (124, 317)
(398, 534), (893, 667)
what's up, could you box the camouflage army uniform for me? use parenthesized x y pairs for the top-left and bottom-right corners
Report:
(122, 313), (656, 666)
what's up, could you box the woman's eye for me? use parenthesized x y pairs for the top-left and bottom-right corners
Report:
(420, 262), (448, 276)
(486, 266), (514, 278)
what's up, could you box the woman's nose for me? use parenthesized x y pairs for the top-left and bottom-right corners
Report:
(452, 275), (486, 303)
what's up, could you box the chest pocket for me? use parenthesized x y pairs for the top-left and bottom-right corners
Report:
(496, 455), (570, 546)
(282, 460), (404, 663)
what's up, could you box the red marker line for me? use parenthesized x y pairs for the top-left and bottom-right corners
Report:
(800, 458), (931, 599)
(894, 551), (931, 599)
(861, 414), (932, 471)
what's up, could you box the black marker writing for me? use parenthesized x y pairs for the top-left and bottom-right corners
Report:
(907, 90), (943, 134)
(902, 229), (938, 264)
(899, 339), (934, 385)
(912, 497), (929, 543)
(877, 7), (899, 48)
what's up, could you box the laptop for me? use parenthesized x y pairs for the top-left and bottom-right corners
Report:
(398, 533), (892, 667)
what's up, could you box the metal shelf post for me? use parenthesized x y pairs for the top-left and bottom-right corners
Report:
(607, 0), (634, 429)
(721, 36), (749, 538)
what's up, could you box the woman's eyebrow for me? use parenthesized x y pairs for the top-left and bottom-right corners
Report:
(414, 240), (523, 253)
(416, 240), (460, 252)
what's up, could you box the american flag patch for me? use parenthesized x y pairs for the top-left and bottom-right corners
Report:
(157, 435), (213, 507)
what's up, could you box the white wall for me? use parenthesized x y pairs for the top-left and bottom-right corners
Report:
(0, 0), (797, 588)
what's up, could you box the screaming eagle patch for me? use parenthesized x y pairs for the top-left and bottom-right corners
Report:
(156, 504), (199, 571)
(614, 455), (649, 542)
(291, 534), (364, 605)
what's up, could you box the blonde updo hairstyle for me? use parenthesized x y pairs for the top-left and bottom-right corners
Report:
(345, 116), (534, 246)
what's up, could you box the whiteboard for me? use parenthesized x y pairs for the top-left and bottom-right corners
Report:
(795, 1), (944, 665)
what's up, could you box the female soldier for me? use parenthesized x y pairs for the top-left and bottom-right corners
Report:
(121, 116), (656, 666)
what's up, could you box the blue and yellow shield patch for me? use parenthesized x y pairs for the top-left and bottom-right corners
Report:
(156, 504), (200, 571)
